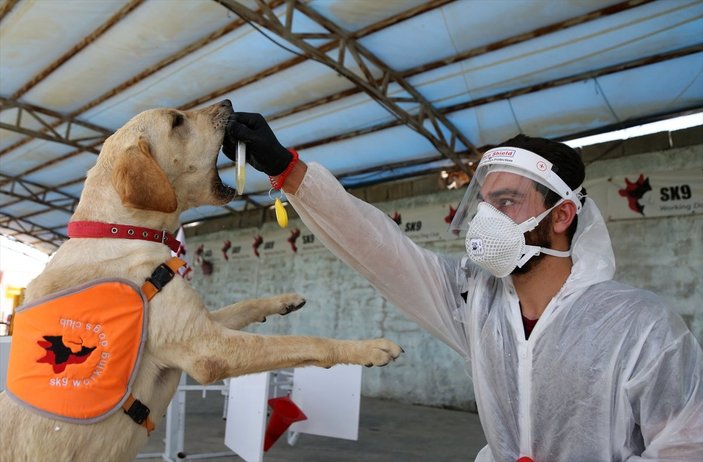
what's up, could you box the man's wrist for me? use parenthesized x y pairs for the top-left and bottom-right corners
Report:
(269, 149), (299, 190)
(281, 161), (307, 195)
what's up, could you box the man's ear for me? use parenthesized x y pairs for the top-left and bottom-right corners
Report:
(111, 138), (178, 213)
(552, 200), (578, 235)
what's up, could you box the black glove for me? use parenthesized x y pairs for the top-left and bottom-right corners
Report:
(223, 112), (293, 176)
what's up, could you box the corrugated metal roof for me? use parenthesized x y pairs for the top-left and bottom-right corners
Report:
(1, 0), (701, 252)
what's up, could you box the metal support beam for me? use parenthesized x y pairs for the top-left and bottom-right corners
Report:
(0, 211), (65, 249)
(0, 97), (111, 156)
(216, 0), (478, 173)
(0, 172), (78, 216)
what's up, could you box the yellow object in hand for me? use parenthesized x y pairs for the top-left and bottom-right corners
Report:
(275, 198), (288, 228)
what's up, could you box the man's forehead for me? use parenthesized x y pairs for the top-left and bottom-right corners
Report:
(481, 171), (538, 191)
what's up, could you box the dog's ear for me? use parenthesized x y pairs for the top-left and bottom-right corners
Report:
(111, 138), (178, 213)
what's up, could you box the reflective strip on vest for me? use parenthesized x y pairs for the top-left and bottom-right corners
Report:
(5, 279), (147, 424)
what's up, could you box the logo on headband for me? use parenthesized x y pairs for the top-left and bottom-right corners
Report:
(482, 149), (515, 163)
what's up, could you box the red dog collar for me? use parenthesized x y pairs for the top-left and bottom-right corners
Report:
(67, 221), (181, 253)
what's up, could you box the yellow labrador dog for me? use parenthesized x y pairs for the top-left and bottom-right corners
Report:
(0, 100), (402, 461)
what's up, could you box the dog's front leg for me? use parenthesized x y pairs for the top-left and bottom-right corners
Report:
(164, 325), (403, 385)
(210, 293), (306, 329)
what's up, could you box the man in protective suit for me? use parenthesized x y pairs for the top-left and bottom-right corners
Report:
(224, 113), (702, 461)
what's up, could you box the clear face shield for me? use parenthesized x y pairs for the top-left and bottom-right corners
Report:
(449, 147), (583, 278)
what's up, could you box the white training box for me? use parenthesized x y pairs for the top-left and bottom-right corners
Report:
(224, 371), (270, 462)
(290, 364), (362, 440)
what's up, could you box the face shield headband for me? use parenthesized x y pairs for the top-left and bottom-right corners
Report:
(448, 146), (583, 233)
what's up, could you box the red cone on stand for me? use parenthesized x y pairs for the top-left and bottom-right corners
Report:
(264, 396), (308, 451)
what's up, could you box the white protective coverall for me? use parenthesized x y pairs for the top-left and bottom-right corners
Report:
(287, 162), (703, 461)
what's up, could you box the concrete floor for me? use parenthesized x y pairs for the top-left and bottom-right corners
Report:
(139, 391), (486, 462)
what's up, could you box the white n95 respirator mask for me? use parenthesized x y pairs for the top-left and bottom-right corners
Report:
(465, 201), (569, 278)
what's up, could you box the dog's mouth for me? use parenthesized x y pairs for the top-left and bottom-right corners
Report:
(210, 102), (237, 204)
(213, 174), (236, 203)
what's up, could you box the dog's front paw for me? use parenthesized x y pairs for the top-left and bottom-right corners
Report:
(357, 338), (404, 367)
(276, 293), (306, 316)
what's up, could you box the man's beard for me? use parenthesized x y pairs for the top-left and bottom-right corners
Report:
(511, 212), (553, 276)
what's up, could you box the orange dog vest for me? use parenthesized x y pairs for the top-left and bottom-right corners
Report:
(6, 258), (184, 429)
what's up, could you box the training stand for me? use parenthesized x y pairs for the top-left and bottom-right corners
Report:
(136, 373), (233, 461)
(225, 365), (363, 462)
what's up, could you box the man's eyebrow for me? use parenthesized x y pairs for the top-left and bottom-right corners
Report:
(487, 188), (526, 199)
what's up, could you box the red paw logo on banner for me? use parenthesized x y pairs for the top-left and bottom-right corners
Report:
(445, 205), (460, 236)
(618, 174), (651, 215)
(287, 228), (301, 253)
(252, 235), (264, 258)
(222, 240), (232, 261)
(389, 211), (401, 226)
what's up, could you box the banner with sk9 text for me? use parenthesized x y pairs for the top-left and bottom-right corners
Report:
(585, 169), (703, 221)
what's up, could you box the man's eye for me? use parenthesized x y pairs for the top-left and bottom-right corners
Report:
(172, 114), (184, 128)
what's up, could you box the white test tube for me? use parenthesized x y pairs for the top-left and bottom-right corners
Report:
(236, 141), (246, 194)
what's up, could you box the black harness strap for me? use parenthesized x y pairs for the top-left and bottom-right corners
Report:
(125, 257), (186, 434)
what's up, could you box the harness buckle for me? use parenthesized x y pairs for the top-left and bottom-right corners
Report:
(124, 398), (151, 425)
(147, 263), (176, 292)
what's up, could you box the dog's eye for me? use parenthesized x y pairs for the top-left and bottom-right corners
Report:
(172, 114), (185, 129)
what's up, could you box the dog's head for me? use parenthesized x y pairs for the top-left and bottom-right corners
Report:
(93, 100), (236, 216)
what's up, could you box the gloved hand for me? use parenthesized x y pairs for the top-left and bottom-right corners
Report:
(223, 112), (293, 176)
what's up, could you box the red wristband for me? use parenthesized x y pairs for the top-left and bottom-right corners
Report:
(269, 149), (299, 190)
